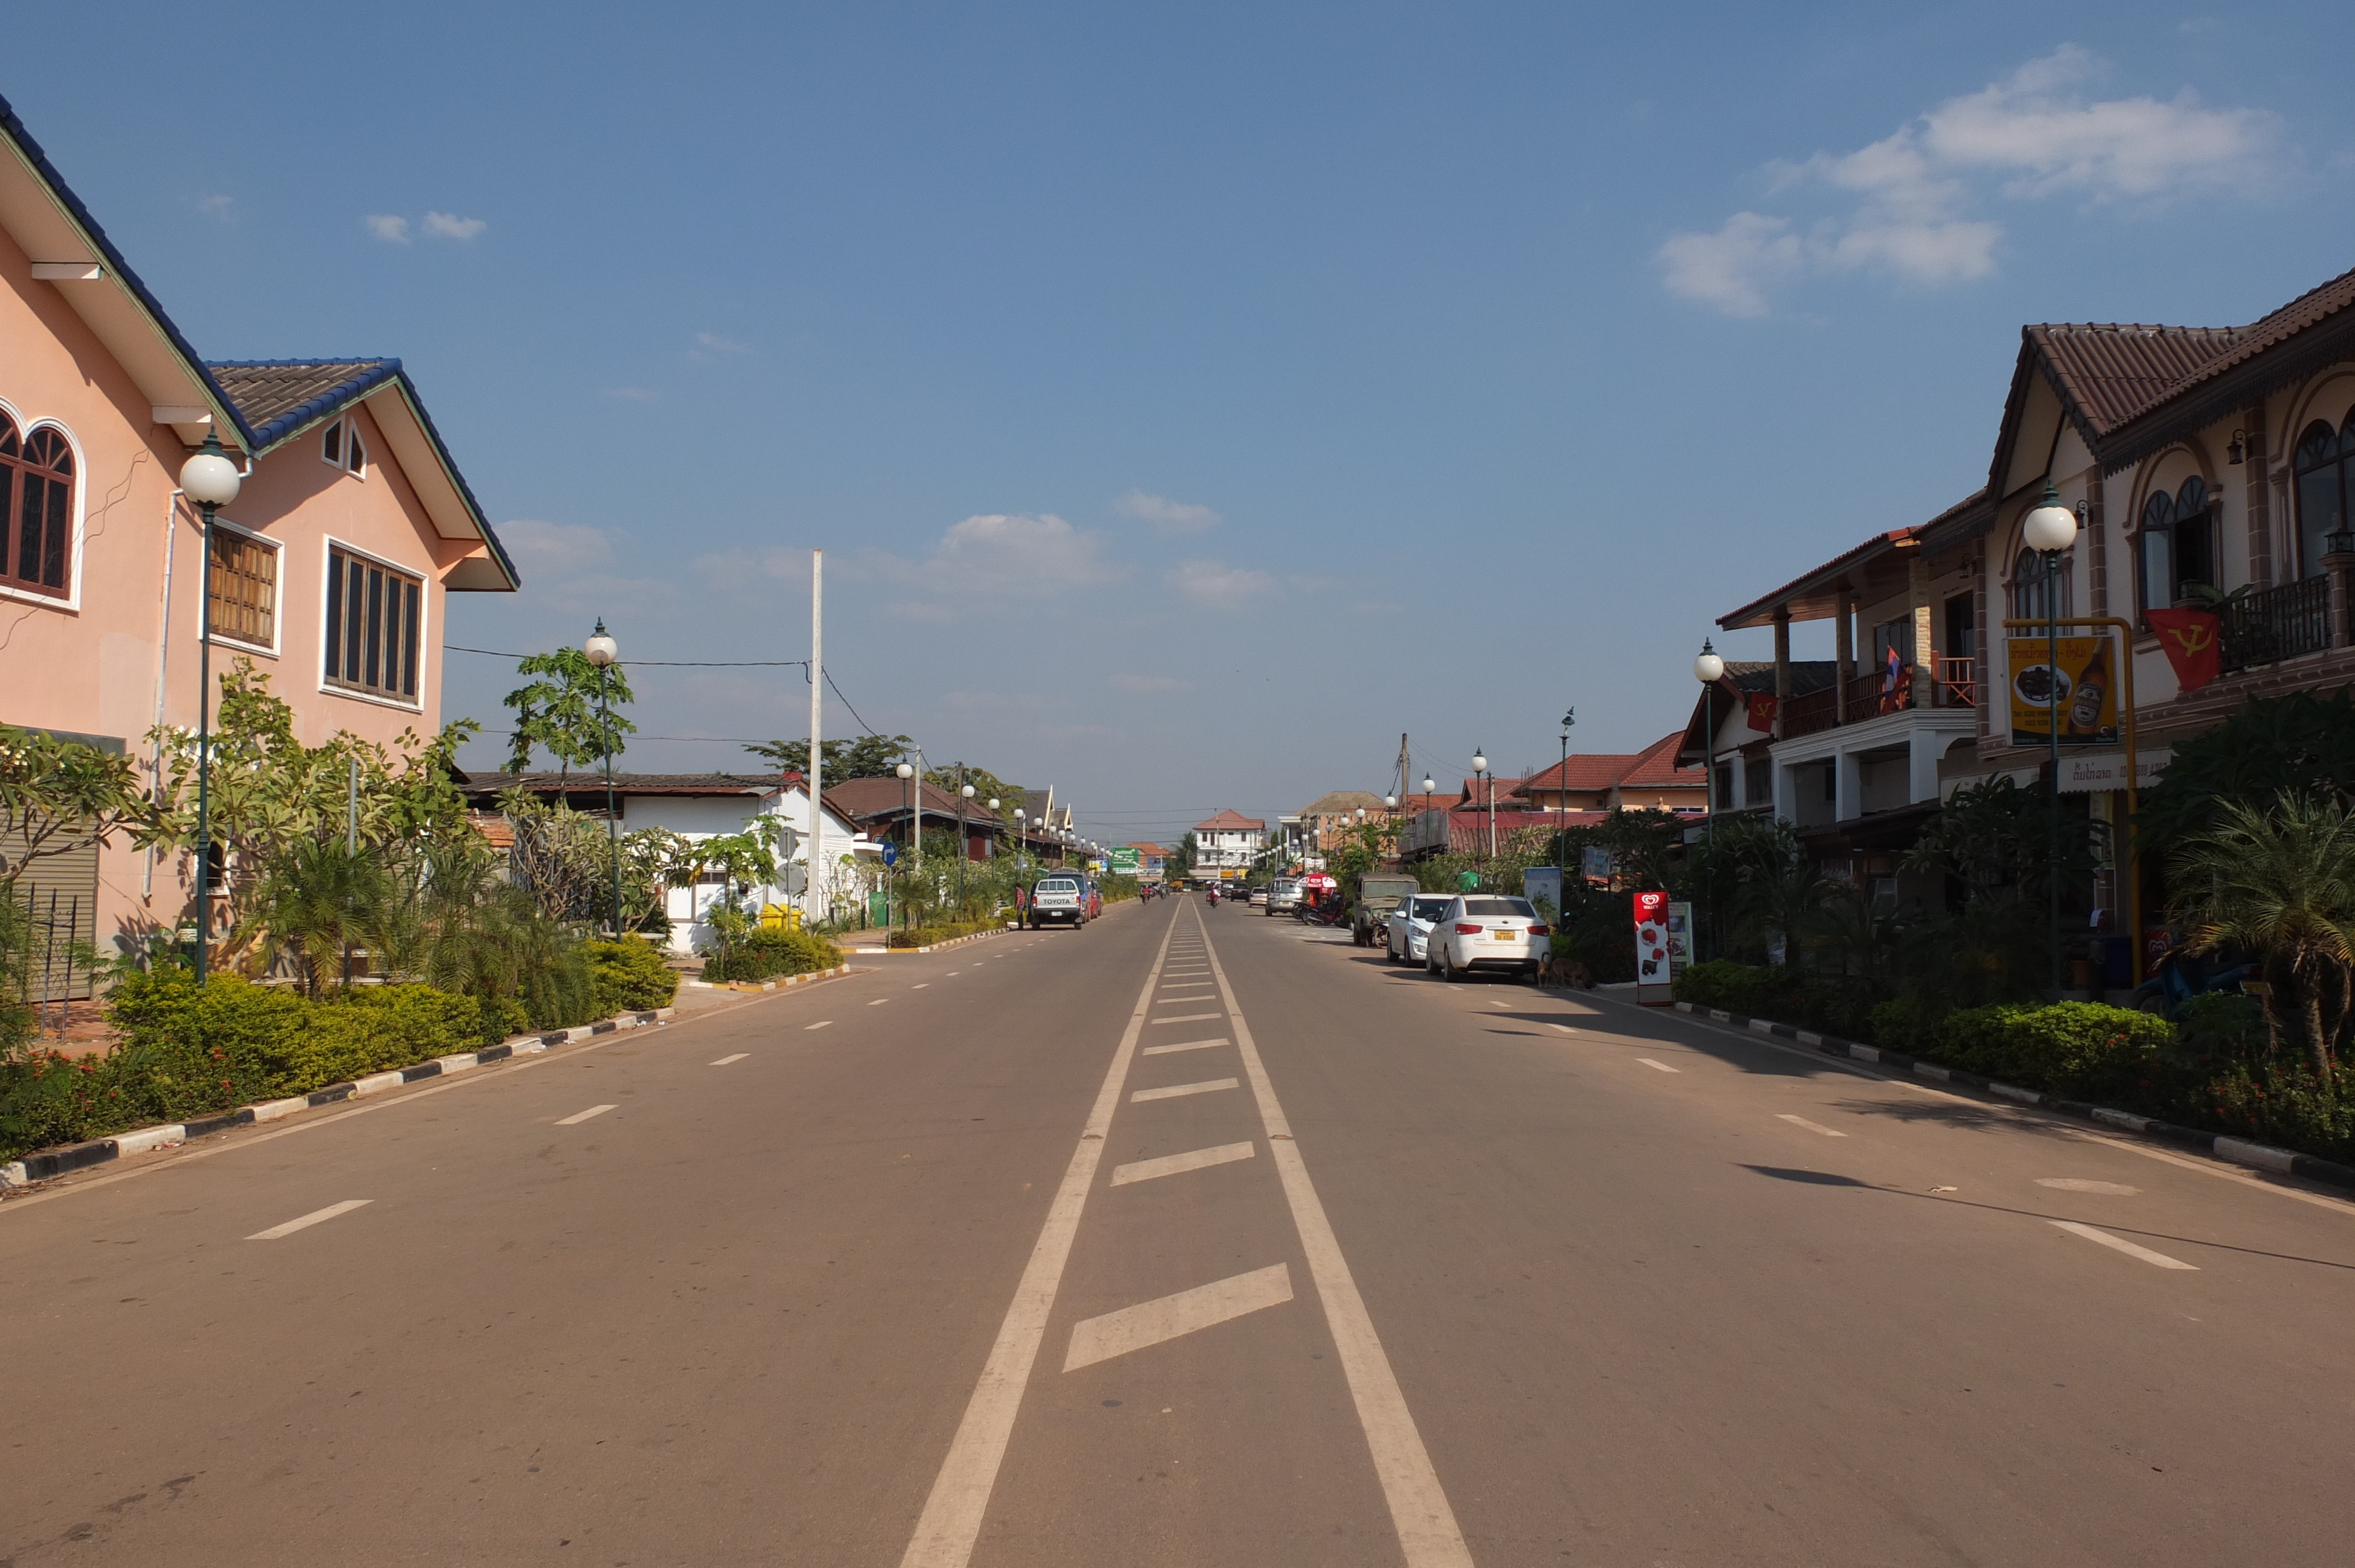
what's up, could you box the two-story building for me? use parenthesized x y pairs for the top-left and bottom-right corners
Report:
(1, 94), (515, 974)
(1191, 809), (1266, 876)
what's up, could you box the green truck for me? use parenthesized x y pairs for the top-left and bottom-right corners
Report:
(1351, 875), (1421, 948)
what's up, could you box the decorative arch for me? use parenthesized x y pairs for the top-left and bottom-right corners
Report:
(0, 407), (78, 599)
(2126, 449), (2220, 612)
(2290, 404), (2355, 583)
(2002, 498), (2075, 622)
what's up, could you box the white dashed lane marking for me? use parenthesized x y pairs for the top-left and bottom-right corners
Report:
(711, 1054), (749, 1066)
(1777, 1113), (1846, 1138)
(2051, 1220), (2198, 1270)
(806, 1021), (834, 1030)
(1637, 1058), (1680, 1074)
(246, 1200), (371, 1241)
(1063, 1264), (1295, 1371)
(1132, 1078), (1239, 1103)
(556, 1104), (618, 1126)
(1110, 1140), (1256, 1187)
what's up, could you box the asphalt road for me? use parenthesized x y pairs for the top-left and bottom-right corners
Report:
(5, 898), (2353, 1566)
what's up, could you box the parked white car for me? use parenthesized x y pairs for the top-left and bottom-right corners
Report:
(1425, 895), (1547, 981)
(1384, 893), (1457, 966)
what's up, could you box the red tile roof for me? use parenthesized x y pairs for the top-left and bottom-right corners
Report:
(1195, 809), (1265, 831)
(1514, 735), (1701, 797)
(1616, 732), (1706, 790)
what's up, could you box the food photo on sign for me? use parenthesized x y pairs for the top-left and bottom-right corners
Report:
(2005, 633), (2118, 746)
(1633, 890), (1674, 1002)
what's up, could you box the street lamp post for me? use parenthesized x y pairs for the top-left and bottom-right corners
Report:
(1474, 749), (1492, 858)
(2022, 482), (2080, 1001)
(958, 775), (976, 908)
(583, 621), (623, 936)
(895, 761), (916, 933)
(1693, 642), (1724, 960)
(1556, 708), (1575, 884)
(178, 436), (241, 983)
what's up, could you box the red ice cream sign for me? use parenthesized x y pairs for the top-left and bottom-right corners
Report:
(1632, 891), (1670, 984)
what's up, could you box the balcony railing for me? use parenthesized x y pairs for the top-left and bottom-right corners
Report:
(1778, 656), (1978, 740)
(2218, 576), (2333, 675)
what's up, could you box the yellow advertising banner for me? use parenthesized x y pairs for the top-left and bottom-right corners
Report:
(2006, 634), (2119, 746)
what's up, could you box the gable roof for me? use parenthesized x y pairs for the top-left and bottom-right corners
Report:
(210, 358), (519, 592)
(0, 91), (248, 450)
(1617, 732), (1706, 790)
(1195, 809), (1265, 832)
(1515, 734), (1702, 799)
(1299, 789), (1388, 817)
(821, 773), (1004, 826)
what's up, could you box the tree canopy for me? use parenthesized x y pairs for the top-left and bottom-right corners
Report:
(503, 647), (636, 776)
(744, 733), (915, 781)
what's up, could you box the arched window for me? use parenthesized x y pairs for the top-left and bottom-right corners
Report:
(2012, 546), (2072, 622)
(2137, 474), (2215, 612)
(2293, 413), (2355, 582)
(0, 416), (75, 597)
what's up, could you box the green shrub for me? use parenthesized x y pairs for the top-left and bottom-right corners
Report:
(1872, 994), (1940, 1052)
(1934, 1002), (2171, 1100)
(703, 928), (842, 982)
(585, 936), (679, 1014)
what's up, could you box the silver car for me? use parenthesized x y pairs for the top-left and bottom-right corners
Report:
(1384, 893), (1455, 965)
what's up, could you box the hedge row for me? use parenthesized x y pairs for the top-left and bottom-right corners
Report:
(702, 929), (844, 982)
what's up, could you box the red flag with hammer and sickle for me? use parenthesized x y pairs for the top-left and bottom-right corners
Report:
(2145, 608), (2222, 692)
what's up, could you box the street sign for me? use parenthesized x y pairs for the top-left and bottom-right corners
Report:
(880, 843), (898, 868)
(1109, 847), (1141, 873)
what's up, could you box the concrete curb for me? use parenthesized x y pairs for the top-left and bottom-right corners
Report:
(849, 925), (1023, 956)
(1, 1005), (680, 1189)
(1639, 998), (2355, 1195)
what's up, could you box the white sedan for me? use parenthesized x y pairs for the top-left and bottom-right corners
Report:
(1384, 893), (1457, 966)
(1424, 895), (1548, 981)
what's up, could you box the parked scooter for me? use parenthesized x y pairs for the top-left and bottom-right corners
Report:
(2127, 940), (2257, 1020)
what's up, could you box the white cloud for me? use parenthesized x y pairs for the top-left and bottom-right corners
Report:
(691, 331), (749, 360)
(423, 211), (487, 241)
(364, 214), (410, 243)
(1115, 489), (1220, 534)
(499, 519), (615, 577)
(1660, 46), (2284, 315)
(198, 194), (233, 220)
(1167, 558), (1273, 610)
(1110, 673), (1192, 694)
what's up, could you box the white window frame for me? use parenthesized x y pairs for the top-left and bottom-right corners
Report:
(316, 534), (427, 712)
(0, 400), (88, 612)
(318, 416), (369, 480)
(203, 514), (283, 657)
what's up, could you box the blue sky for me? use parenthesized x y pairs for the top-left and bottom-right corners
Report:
(14, 4), (2354, 846)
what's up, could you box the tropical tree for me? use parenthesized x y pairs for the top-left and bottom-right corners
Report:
(242, 837), (393, 999)
(743, 733), (915, 781)
(2170, 792), (2355, 1083)
(504, 646), (635, 776)
(0, 725), (160, 884)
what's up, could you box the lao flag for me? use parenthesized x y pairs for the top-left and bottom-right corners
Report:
(1883, 642), (1902, 694)
(2145, 609), (2222, 692)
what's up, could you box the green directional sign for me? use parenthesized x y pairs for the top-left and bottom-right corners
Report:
(1108, 847), (1142, 873)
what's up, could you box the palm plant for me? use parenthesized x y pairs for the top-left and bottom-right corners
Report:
(2170, 792), (2355, 1084)
(243, 836), (394, 998)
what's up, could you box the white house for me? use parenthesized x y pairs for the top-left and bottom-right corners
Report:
(1191, 809), (1267, 876)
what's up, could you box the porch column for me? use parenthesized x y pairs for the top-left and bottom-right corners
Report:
(1906, 726), (1943, 804)
(1833, 589), (1855, 725)
(2328, 542), (2355, 650)
(2244, 405), (2272, 589)
(1773, 759), (1796, 824)
(1908, 556), (1933, 710)
(1772, 609), (1792, 739)
(1834, 747), (1860, 822)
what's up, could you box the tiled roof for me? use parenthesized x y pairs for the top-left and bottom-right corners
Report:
(1719, 527), (1921, 630)
(1516, 734), (1704, 798)
(207, 359), (403, 447)
(1617, 732), (1706, 790)
(823, 773), (1003, 824)
(1517, 755), (1638, 793)
(1196, 809), (1265, 831)
(1299, 789), (1389, 816)
(2026, 324), (2242, 436)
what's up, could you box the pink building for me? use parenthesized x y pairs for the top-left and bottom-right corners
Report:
(0, 95), (516, 973)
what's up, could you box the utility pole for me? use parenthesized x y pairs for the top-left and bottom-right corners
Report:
(808, 549), (823, 927)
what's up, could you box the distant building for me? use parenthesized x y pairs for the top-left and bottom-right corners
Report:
(1190, 809), (1266, 875)
(1513, 735), (1707, 816)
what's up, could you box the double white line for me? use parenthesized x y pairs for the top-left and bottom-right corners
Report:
(898, 910), (1470, 1567)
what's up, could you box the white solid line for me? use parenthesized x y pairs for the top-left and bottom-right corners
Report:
(1196, 921), (1473, 1567)
(557, 1104), (618, 1126)
(1637, 1058), (1680, 1074)
(2050, 1220), (2198, 1270)
(1141, 1038), (1227, 1056)
(896, 913), (1180, 1568)
(1132, 1077), (1240, 1102)
(1111, 1140), (1257, 1187)
(1777, 1113), (1846, 1138)
(1063, 1263), (1293, 1370)
(711, 1054), (749, 1066)
(1150, 1012), (1223, 1024)
(806, 1021), (834, 1031)
(247, 1198), (372, 1240)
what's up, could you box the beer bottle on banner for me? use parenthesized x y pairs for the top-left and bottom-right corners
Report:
(2067, 637), (2110, 738)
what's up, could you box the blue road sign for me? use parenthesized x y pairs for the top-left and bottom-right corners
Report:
(881, 843), (899, 868)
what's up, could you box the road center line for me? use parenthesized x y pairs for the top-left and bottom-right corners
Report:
(1196, 916), (1475, 1567)
(1637, 1058), (1680, 1074)
(246, 1198), (371, 1240)
(556, 1104), (618, 1126)
(1777, 1113), (1846, 1138)
(1063, 1263), (1293, 1370)
(2050, 1220), (2198, 1270)
(711, 1054), (749, 1066)
(1132, 1078), (1239, 1102)
(1141, 1038), (1228, 1056)
(897, 908), (1180, 1568)
(1111, 1140), (1257, 1187)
